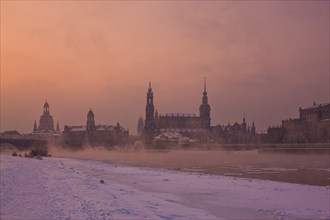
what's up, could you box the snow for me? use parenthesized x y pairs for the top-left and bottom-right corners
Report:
(155, 132), (186, 140)
(1, 155), (329, 220)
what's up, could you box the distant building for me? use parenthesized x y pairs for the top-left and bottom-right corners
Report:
(143, 79), (257, 146)
(137, 116), (144, 136)
(33, 101), (60, 135)
(0, 130), (20, 138)
(211, 116), (257, 144)
(63, 109), (129, 148)
(299, 102), (330, 121)
(153, 132), (190, 148)
(144, 79), (211, 145)
(267, 102), (330, 143)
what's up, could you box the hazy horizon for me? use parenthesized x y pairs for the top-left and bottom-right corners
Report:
(1, 1), (329, 134)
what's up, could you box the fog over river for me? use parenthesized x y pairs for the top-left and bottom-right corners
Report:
(42, 146), (330, 186)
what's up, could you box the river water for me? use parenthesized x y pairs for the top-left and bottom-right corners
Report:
(2, 144), (329, 186)
(52, 146), (330, 186)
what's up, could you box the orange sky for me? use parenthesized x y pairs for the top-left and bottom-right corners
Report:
(1, 1), (329, 134)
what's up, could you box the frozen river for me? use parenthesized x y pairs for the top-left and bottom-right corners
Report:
(50, 147), (330, 186)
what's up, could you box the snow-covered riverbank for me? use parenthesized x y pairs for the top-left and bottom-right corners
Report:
(0, 155), (329, 220)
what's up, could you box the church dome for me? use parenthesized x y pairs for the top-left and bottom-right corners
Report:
(87, 109), (94, 117)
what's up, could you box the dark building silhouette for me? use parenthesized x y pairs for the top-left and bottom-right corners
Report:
(199, 78), (211, 129)
(267, 102), (330, 143)
(144, 79), (213, 145)
(299, 102), (330, 121)
(157, 78), (211, 133)
(212, 115), (257, 144)
(63, 109), (129, 148)
(137, 116), (144, 136)
(143, 79), (258, 146)
(144, 82), (156, 144)
(33, 101), (59, 134)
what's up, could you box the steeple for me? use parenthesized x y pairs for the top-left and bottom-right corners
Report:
(38, 100), (55, 132)
(243, 112), (246, 123)
(33, 120), (37, 132)
(56, 121), (60, 133)
(203, 77), (207, 95)
(145, 82), (155, 145)
(251, 121), (256, 134)
(146, 82), (155, 120)
(44, 100), (50, 113)
(87, 108), (95, 131)
(155, 110), (159, 119)
(199, 77), (211, 129)
(202, 77), (208, 104)
(147, 81), (153, 105)
(242, 112), (247, 132)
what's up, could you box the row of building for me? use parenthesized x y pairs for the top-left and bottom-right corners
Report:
(143, 79), (257, 146)
(31, 102), (129, 148)
(142, 80), (329, 146)
(27, 80), (330, 147)
(268, 102), (330, 143)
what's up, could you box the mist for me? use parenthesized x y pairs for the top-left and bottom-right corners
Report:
(44, 144), (330, 186)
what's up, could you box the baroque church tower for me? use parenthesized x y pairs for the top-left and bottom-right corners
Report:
(36, 101), (55, 132)
(86, 108), (96, 131)
(86, 108), (96, 145)
(242, 113), (247, 132)
(144, 82), (155, 145)
(199, 78), (211, 129)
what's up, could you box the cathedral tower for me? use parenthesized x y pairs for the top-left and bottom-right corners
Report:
(199, 78), (211, 129)
(144, 82), (155, 145)
(38, 101), (55, 132)
(251, 121), (256, 135)
(33, 121), (37, 133)
(86, 108), (96, 131)
(242, 113), (247, 132)
(56, 121), (60, 133)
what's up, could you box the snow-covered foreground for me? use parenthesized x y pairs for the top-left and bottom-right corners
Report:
(0, 156), (329, 220)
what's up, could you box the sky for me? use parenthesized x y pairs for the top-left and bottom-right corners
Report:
(1, 1), (329, 134)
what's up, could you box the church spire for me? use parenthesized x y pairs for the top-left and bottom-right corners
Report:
(148, 81), (152, 93)
(242, 112), (247, 132)
(87, 108), (95, 131)
(199, 77), (211, 129)
(243, 112), (246, 123)
(202, 77), (208, 104)
(146, 81), (154, 105)
(251, 121), (256, 134)
(56, 121), (60, 133)
(44, 100), (50, 113)
(203, 77), (207, 96)
(145, 82), (155, 145)
(33, 120), (37, 132)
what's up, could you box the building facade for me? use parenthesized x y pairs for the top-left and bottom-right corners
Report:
(267, 102), (330, 143)
(211, 116), (257, 144)
(33, 101), (60, 134)
(144, 80), (212, 145)
(143, 80), (259, 146)
(63, 109), (129, 148)
(283, 102), (329, 143)
(299, 102), (330, 122)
